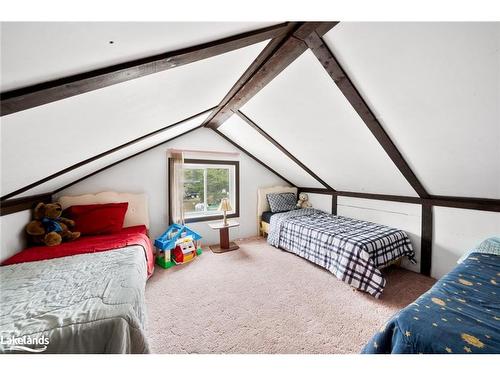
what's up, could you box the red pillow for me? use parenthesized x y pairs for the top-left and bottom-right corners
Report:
(64, 202), (129, 235)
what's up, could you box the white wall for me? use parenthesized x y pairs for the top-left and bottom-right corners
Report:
(432, 207), (500, 279)
(0, 210), (31, 262)
(307, 193), (332, 213)
(53, 128), (288, 245)
(337, 197), (422, 273)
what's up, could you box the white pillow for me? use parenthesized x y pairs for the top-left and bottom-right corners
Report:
(457, 237), (500, 263)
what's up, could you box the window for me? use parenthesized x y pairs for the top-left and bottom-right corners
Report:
(169, 158), (239, 223)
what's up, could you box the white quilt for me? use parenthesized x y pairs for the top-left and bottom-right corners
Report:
(0, 246), (149, 354)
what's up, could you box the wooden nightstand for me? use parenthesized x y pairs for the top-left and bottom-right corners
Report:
(208, 220), (240, 253)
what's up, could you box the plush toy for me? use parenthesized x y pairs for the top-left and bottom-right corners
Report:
(26, 202), (81, 246)
(296, 192), (312, 209)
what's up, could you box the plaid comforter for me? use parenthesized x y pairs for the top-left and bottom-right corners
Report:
(268, 209), (415, 298)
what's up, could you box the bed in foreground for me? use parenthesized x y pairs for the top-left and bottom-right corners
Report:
(0, 225), (154, 354)
(0, 192), (154, 354)
(362, 240), (500, 354)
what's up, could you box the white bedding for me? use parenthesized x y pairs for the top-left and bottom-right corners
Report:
(0, 246), (149, 353)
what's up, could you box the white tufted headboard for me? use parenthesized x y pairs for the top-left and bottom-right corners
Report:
(57, 192), (150, 229)
(257, 186), (297, 233)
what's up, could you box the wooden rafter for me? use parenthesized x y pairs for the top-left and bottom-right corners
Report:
(202, 23), (299, 125)
(52, 123), (206, 195)
(0, 193), (52, 216)
(303, 31), (430, 199)
(0, 122), (205, 216)
(0, 107), (215, 201)
(236, 110), (334, 190)
(206, 22), (339, 129)
(210, 128), (295, 187)
(1, 23), (289, 116)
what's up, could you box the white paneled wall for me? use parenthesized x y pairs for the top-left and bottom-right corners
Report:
(307, 193), (332, 213)
(241, 50), (417, 197)
(324, 22), (500, 198)
(432, 207), (500, 279)
(1, 41), (268, 196)
(337, 197), (422, 273)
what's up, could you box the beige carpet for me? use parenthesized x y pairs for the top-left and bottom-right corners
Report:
(145, 237), (435, 354)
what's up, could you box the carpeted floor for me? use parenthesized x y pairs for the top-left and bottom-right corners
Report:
(145, 237), (435, 354)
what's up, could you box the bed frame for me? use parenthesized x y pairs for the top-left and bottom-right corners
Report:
(257, 186), (297, 236)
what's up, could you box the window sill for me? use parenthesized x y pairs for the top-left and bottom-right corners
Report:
(183, 213), (239, 224)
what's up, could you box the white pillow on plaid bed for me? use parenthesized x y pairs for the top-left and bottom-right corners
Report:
(266, 192), (298, 213)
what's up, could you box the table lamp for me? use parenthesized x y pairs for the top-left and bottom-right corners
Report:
(219, 198), (232, 226)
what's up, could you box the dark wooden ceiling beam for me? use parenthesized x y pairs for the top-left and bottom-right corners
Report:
(303, 31), (430, 199)
(0, 107), (215, 201)
(298, 187), (500, 212)
(1, 23), (289, 116)
(236, 110), (334, 190)
(206, 22), (339, 129)
(426, 195), (500, 212)
(0, 193), (52, 216)
(202, 23), (299, 125)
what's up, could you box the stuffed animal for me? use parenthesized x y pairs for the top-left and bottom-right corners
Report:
(26, 202), (81, 246)
(296, 192), (312, 209)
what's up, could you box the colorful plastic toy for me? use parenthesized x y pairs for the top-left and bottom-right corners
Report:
(154, 224), (202, 269)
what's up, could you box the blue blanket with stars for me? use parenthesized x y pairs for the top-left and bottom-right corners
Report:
(362, 252), (499, 354)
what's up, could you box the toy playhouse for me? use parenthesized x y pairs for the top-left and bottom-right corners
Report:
(154, 224), (202, 269)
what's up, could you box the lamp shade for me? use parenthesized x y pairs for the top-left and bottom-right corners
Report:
(218, 198), (232, 212)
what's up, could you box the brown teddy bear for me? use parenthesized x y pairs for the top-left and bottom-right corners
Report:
(26, 202), (81, 246)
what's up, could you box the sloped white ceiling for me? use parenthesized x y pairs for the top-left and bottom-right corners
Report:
(241, 50), (418, 196)
(323, 22), (500, 199)
(15, 112), (209, 197)
(218, 115), (323, 188)
(0, 22), (277, 92)
(1, 41), (268, 196)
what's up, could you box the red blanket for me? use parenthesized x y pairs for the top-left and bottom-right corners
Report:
(1, 225), (155, 277)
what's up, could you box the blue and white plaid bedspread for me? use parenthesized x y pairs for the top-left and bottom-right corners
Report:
(268, 209), (415, 298)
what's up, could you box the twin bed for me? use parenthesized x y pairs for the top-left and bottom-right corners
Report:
(258, 187), (415, 298)
(0, 192), (153, 354)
